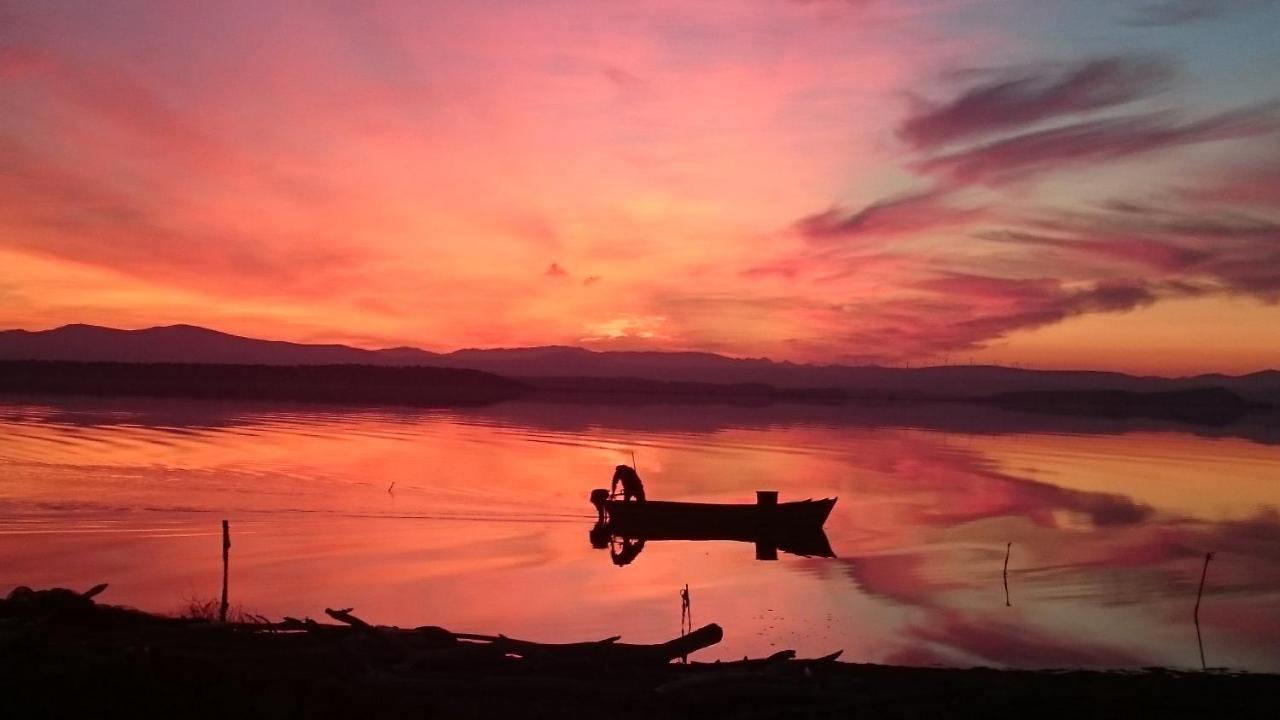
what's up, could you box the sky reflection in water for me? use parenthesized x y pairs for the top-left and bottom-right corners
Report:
(0, 398), (1277, 671)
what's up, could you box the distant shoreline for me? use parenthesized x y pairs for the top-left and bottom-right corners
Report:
(978, 387), (1275, 426)
(4, 324), (1277, 402)
(1, 360), (1275, 428)
(0, 360), (527, 408)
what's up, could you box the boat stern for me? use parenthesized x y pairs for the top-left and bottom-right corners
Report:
(589, 488), (609, 520)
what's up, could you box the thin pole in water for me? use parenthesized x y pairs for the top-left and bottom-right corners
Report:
(681, 584), (691, 635)
(1195, 551), (1214, 671)
(680, 584), (691, 663)
(1003, 542), (1012, 607)
(220, 520), (230, 623)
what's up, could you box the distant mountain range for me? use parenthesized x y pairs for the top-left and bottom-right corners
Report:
(2, 323), (1278, 404)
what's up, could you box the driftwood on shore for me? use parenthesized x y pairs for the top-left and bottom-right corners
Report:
(1, 584), (732, 669)
(5, 584), (1280, 719)
(318, 603), (724, 666)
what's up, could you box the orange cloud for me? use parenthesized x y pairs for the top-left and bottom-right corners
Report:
(1, 1), (1278, 372)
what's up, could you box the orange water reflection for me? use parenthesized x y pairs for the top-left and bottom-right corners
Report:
(1, 398), (1278, 670)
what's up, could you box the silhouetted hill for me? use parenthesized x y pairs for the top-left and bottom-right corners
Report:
(2, 324), (1277, 403)
(0, 324), (441, 365)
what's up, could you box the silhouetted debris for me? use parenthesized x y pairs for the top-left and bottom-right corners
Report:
(2, 584), (1277, 718)
(323, 607), (374, 631)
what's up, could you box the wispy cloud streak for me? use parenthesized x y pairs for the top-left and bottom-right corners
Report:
(918, 103), (1279, 185)
(900, 56), (1175, 149)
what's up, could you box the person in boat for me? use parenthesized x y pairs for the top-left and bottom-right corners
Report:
(611, 464), (646, 502)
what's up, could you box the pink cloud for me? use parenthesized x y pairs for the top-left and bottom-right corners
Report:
(917, 104), (1280, 186)
(1, 1), (1278, 370)
(899, 55), (1175, 149)
(1126, 0), (1270, 26)
(739, 261), (804, 280)
(795, 190), (989, 242)
(1189, 161), (1280, 207)
(769, 276), (1160, 362)
(983, 230), (1209, 273)
(0, 135), (368, 300)
(1019, 203), (1280, 298)
(761, 51), (1280, 365)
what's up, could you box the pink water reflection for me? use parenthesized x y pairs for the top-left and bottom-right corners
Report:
(1, 397), (1277, 670)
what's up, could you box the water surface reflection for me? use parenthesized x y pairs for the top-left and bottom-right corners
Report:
(1, 396), (1277, 670)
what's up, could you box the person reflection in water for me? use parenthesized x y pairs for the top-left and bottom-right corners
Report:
(611, 464), (646, 502)
(611, 536), (645, 566)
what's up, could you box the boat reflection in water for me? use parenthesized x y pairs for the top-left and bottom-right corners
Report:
(589, 521), (836, 565)
(588, 488), (837, 565)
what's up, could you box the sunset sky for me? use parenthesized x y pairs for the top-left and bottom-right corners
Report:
(2, 0), (1278, 375)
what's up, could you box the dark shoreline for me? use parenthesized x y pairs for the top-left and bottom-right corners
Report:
(978, 386), (1275, 426)
(0, 360), (528, 407)
(4, 586), (1277, 719)
(2, 361), (1275, 430)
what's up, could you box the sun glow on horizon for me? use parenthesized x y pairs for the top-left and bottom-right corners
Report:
(2, 1), (1279, 373)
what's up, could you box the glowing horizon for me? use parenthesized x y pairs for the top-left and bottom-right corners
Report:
(3, 1), (1278, 375)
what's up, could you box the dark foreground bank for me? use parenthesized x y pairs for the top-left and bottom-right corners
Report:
(2, 586), (1276, 719)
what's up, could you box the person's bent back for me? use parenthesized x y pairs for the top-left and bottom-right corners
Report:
(611, 464), (646, 502)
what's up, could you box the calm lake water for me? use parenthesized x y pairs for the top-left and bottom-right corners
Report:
(1, 397), (1278, 671)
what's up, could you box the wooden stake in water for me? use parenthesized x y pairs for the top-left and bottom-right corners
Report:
(1003, 542), (1012, 607)
(681, 584), (691, 634)
(1194, 551), (1214, 671)
(219, 520), (231, 623)
(680, 584), (691, 663)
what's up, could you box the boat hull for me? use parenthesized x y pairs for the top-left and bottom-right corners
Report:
(602, 497), (835, 536)
(593, 520), (836, 559)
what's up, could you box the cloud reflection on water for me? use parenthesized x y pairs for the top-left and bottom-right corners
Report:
(0, 396), (1277, 671)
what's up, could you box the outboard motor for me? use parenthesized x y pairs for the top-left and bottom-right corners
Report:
(590, 488), (610, 522)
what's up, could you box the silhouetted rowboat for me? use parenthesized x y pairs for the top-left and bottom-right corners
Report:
(590, 489), (836, 535)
